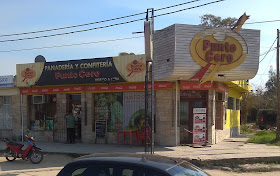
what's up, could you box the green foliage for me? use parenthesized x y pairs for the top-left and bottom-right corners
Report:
(247, 131), (280, 145)
(240, 124), (253, 134)
(119, 52), (135, 56)
(200, 14), (237, 27)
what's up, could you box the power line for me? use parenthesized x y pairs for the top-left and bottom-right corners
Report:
(259, 38), (277, 63)
(245, 19), (280, 25)
(0, 36), (144, 53)
(155, 0), (225, 18)
(260, 47), (276, 56)
(0, 0), (225, 43)
(0, 0), (201, 38)
(0, 18), (145, 43)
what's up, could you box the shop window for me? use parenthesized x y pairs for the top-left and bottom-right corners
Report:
(227, 97), (234, 110)
(236, 99), (240, 110)
(94, 93), (123, 132)
(94, 92), (150, 132)
(0, 96), (12, 129)
(29, 95), (56, 130)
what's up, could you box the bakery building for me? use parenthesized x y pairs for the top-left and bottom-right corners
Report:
(15, 23), (260, 146)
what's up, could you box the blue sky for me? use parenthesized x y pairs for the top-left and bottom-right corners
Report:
(0, 0), (279, 90)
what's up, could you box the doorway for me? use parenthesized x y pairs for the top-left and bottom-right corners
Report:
(180, 91), (207, 144)
(67, 94), (82, 142)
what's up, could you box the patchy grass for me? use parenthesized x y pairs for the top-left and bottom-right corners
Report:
(240, 124), (254, 134)
(247, 131), (280, 146)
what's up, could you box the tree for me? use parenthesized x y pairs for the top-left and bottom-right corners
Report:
(265, 66), (278, 110)
(118, 52), (135, 56)
(200, 14), (237, 27)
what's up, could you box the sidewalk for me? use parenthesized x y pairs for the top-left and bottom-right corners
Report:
(1, 135), (280, 161)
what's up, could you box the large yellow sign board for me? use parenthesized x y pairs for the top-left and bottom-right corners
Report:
(190, 30), (248, 83)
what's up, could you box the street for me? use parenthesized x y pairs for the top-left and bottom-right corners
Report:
(1, 153), (280, 176)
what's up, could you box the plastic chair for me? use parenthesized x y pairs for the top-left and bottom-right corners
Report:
(137, 128), (151, 146)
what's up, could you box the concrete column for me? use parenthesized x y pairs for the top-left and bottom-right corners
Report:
(207, 90), (215, 144)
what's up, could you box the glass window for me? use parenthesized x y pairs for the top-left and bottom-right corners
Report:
(94, 93), (123, 132)
(29, 95), (56, 131)
(227, 97), (234, 110)
(72, 167), (112, 176)
(236, 99), (240, 110)
(0, 96), (12, 129)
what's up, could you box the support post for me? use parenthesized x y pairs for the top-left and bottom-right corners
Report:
(276, 29), (280, 141)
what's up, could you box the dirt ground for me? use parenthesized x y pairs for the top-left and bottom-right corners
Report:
(0, 153), (74, 176)
(1, 153), (280, 176)
(204, 169), (280, 176)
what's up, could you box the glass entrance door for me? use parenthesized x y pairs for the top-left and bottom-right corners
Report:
(180, 101), (190, 144)
(180, 100), (207, 144)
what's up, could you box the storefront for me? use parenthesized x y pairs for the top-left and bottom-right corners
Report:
(15, 22), (260, 146)
(153, 23), (260, 145)
(16, 55), (173, 143)
(0, 75), (20, 140)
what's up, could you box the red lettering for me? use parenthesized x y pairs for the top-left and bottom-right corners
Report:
(79, 70), (85, 78)
(230, 44), (236, 52)
(55, 72), (61, 79)
(226, 54), (233, 63)
(211, 43), (219, 51)
(214, 54), (221, 62)
(203, 40), (211, 50)
(221, 54), (226, 62)
(79, 70), (100, 78)
(225, 42), (230, 52)
(205, 50), (213, 62)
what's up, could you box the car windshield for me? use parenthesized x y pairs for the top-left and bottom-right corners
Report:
(166, 161), (209, 176)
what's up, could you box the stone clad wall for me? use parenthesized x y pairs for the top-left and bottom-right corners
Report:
(81, 92), (95, 143)
(53, 94), (67, 142)
(155, 89), (177, 146)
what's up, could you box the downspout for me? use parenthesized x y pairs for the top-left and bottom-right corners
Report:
(20, 94), (23, 142)
(175, 81), (179, 145)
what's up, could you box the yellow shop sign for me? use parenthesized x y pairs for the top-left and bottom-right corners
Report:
(190, 29), (248, 83)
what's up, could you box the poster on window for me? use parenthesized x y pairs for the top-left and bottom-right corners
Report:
(193, 108), (207, 145)
(193, 124), (206, 133)
(194, 114), (206, 123)
(123, 92), (146, 131)
(94, 93), (123, 132)
(193, 133), (206, 143)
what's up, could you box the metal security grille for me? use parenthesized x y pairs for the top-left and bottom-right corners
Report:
(54, 117), (67, 142)
(0, 96), (12, 129)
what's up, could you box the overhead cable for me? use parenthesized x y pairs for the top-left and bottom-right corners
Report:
(259, 38), (277, 63)
(154, 0), (225, 17)
(0, 0), (201, 38)
(0, 0), (225, 43)
(0, 36), (144, 53)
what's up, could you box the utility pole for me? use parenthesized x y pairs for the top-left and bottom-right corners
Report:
(144, 8), (154, 154)
(276, 29), (280, 141)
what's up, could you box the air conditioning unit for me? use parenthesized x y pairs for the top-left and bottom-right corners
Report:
(33, 95), (45, 104)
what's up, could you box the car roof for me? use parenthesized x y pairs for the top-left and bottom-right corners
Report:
(73, 153), (182, 170)
(58, 153), (210, 176)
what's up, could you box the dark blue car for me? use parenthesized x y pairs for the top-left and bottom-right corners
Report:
(57, 153), (210, 176)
